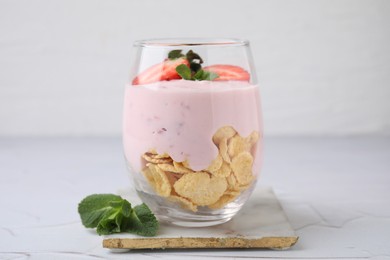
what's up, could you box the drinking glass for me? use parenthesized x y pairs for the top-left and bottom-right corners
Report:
(123, 38), (262, 227)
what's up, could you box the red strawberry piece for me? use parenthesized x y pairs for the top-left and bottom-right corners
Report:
(132, 57), (190, 85)
(203, 65), (250, 81)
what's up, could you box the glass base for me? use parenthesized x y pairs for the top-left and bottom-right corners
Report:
(136, 186), (254, 227)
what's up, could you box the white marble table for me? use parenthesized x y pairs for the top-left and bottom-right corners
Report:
(0, 137), (389, 259)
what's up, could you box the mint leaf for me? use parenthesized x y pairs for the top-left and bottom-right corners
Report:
(168, 49), (184, 60)
(193, 70), (205, 80)
(96, 208), (123, 235)
(168, 49), (218, 81)
(206, 71), (219, 81)
(78, 194), (122, 228)
(78, 194), (159, 236)
(109, 199), (132, 217)
(194, 69), (219, 81)
(127, 203), (159, 237)
(176, 64), (192, 80)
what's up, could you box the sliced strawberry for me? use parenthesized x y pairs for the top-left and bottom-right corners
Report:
(132, 57), (189, 85)
(203, 65), (250, 81)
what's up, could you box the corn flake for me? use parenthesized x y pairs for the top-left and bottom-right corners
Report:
(173, 161), (194, 174)
(208, 192), (239, 209)
(219, 137), (231, 163)
(148, 149), (171, 159)
(182, 160), (191, 169)
(157, 163), (176, 172)
(174, 172), (227, 206)
(226, 173), (238, 190)
(224, 190), (241, 196)
(142, 164), (171, 197)
(237, 181), (253, 191)
(168, 194), (198, 212)
(210, 161), (231, 178)
(227, 135), (251, 158)
(164, 171), (183, 187)
(247, 131), (260, 146)
(141, 165), (155, 186)
(207, 154), (223, 172)
(142, 153), (173, 164)
(158, 163), (191, 174)
(212, 126), (237, 145)
(231, 151), (254, 186)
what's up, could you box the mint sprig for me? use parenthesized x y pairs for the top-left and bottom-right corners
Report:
(78, 194), (159, 236)
(168, 49), (185, 60)
(176, 64), (192, 80)
(194, 69), (219, 81)
(168, 49), (219, 81)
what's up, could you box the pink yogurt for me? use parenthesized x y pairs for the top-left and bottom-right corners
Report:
(123, 80), (263, 173)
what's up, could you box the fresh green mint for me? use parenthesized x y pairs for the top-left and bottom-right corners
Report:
(78, 194), (159, 236)
(169, 49), (219, 81)
(168, 50), (219, 80)
(176, 64), (192, 80)
(168, 49), (185, 60)
(194, 69), (219, 81)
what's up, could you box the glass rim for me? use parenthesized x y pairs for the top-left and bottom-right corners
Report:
(133, 38), (249, 47)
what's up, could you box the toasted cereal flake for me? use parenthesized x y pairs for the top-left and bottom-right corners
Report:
(142, 153), (173, 164)
(157, 163), (175, 171)
(247, 131), (260, 146)
(142, 165), (155, 186)
(147, 164), (171, 197)
(164, 171), (183, 187)
(157, 161), (193, 174)
(231, 152), (254, 186)
(210, 161), (231, 178)
(224, 190), (241, 196)
(207, 154), (223, 172)
(157, 163), (179, 173)
(228, 135), (251, 158)
(226, 172), (253, 192)
(168, 195), (198, 212)
(173, 161), (193, 174)
(174, 172), (227, 206)
(219, 138), (231, 163)
(148, 149), (171, 158)
(208, 192), (239, 209)
(148, 149), (158, 155)
(154, 153), (171, 159)
(237, 181), (253, 191)
(226, 173), (238, 190)
(182, 160), (191, 169)
(212, 126), (237, 145)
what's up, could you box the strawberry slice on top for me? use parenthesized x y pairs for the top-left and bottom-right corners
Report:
(203, 65), (250, 81)
(132, 57), (189, 85)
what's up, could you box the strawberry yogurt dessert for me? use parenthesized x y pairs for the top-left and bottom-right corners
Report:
(123, 42), (262, 226)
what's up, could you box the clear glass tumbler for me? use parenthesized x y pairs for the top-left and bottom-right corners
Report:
(123, 38), (262, 227)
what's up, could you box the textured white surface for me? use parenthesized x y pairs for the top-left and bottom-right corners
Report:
(0, 137), (389, 259)
(106, 187), (296, 242)
(1, 0), (390, 136)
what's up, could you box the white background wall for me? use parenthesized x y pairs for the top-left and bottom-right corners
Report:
(0, 0), (389, 137)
